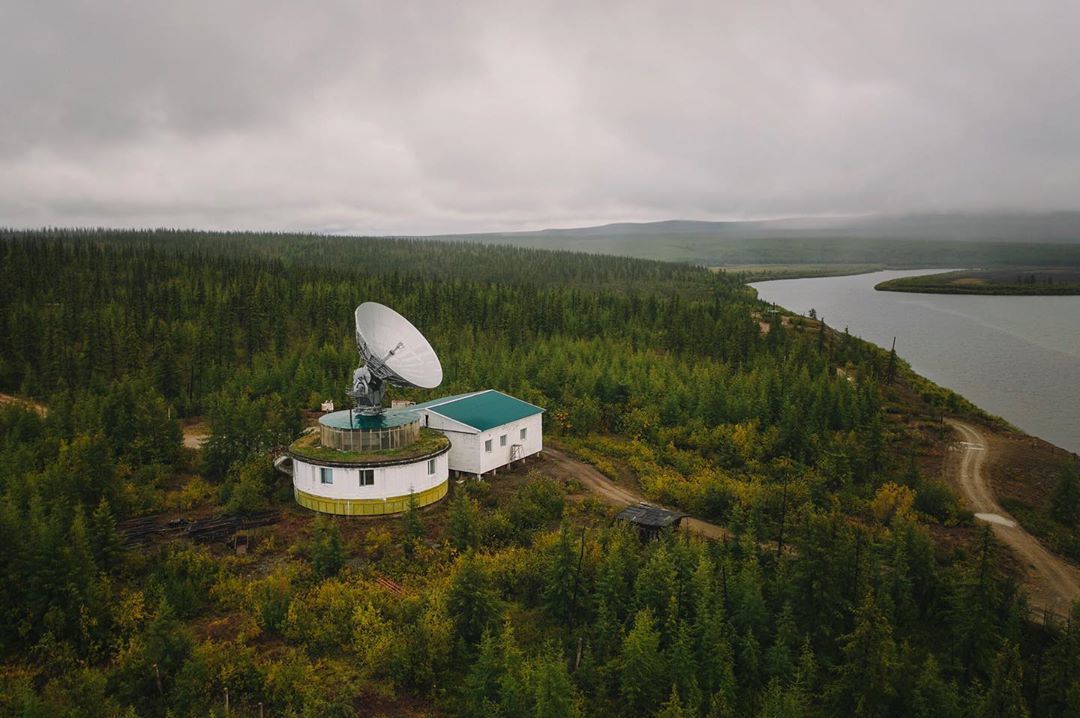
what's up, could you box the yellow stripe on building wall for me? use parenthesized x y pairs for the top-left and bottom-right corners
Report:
(293, 480), (448, 516)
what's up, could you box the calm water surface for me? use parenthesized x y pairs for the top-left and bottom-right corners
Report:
(751, 270), (1080, 453)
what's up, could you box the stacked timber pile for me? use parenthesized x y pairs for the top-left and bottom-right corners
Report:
(118, 515), (191, 547)
(119, 511), (279, 547)
(186, 510), (279, 543)
(375, 575), (407, 597)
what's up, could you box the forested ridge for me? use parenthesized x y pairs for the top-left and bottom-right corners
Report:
(0, 229), (1076, 717)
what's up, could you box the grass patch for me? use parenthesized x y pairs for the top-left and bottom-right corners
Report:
(1000, 497), (1080, 563)
(289, 427), (449, 464)
(719, 263), (884, 282)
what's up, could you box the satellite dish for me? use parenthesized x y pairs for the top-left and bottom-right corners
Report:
(348, 302), (442, 414)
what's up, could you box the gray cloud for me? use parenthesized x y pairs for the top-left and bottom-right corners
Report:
(2, 0), (1079, 234)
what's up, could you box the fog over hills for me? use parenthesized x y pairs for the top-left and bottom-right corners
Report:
(431, 212), (1080, 267)
(496, 212), (1080, 243)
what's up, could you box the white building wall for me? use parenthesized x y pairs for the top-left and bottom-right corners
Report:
(475, 414), (543, 474)
(420, 411), (476, 434)
(291, 452), (448, 500)
(415, 404), (544, 476)
(441, 429), (483, 475)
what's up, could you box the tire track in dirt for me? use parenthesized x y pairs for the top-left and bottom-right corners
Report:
(947, 418), (1080, 621)
(542, 447), (730, 540)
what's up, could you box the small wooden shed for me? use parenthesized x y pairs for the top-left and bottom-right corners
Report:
(615, 503), (687, 538)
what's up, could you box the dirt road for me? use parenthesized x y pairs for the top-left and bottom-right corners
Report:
(183, 427), (209, 449)
(947, 419), (1080, 620)
(542, 447), (729, 540)
(0, 393), (47, 417)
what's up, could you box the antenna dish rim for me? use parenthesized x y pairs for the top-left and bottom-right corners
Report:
(354, 302), (443, 390)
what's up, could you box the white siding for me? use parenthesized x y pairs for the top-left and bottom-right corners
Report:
(421, 411), (477, 435)
(441, 429), (483, 475)
(291, 452), (448, 500)
(475, 414), (543, 474)
(415, 399), (544, 476)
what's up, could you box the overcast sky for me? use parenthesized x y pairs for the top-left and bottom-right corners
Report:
(3, 1), (1079, 234)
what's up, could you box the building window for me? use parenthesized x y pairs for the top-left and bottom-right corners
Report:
(359, 469), (374, 486)
(427, 458), (436, 475)
(500, 434), (507, 447)
(485, 439), (492, 452)
(520, 427), (527, 441)
(320, 467), (333, 484)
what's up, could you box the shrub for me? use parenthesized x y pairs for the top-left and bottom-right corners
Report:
(309, 517), (345, 579)
(223, 454), (274, 514)
(915, 479), (959, 522)
(1050, 468), (1079, 524)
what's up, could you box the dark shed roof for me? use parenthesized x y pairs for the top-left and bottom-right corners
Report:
(615, 503), (686, 529)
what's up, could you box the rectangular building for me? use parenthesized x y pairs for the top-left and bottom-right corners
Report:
(410, 390), (544, 478)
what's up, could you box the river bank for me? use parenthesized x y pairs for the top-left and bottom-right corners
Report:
(752, 269), (1080, 453)
(876, 267), (1080, 295)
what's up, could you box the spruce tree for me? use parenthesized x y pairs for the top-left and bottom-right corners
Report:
(738, 628), (762, 710)
(530, 644), (580, 718)
(667, 618), (703, 714)
(448, 489), (480, 553)
(401, 489), (423, 558)
(657, 685), (686, 718)
(310, 517), (344, 578)
(766, 603), (798, 685)
(497, 622), (528, 718)
(541, 524), (578, 624)
(634, 541), (677, 624)
(621, 608), (665, 714)
(463, 628), (500, 716)
(447, 552), (498, 646)
(829, 594), (898, 717)
(1040, 603), (1080, 716)
(979, 642), (1029, 718)
(758, 678), (804, 718)
(697, 599), (737, 710)
(1050, 468), (1079, 524)
(912, 655), (961, 718)
(89, 497), (124, 575)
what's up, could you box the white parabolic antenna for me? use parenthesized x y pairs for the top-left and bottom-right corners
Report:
(349, 302), (442, 413)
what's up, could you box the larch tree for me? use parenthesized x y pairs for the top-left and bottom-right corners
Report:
(621, 608), (665, 714)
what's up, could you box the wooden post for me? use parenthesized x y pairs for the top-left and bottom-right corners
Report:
(776, 478), (789, 560)
(852, 533), (862, 602)
(567, 527), (587, 631)
(224, 687), (229, 715)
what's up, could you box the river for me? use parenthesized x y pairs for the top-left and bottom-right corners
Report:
(750, 269), (1080, 453)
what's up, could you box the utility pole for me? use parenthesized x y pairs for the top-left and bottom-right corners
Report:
(776, 477), (789, 560)
(886, 337), (897, 384)
(567, 527), (587, 632)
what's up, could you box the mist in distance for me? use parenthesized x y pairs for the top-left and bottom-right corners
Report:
(3, 0), (1079, 235)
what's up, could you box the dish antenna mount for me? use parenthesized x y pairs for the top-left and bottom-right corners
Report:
(347, 302), (443, 416)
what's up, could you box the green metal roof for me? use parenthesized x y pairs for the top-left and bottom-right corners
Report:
(414, 390), (544, 432)
(408, 392), (482, 411)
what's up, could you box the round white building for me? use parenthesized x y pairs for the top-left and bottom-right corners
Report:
(287, 409), (450, 516)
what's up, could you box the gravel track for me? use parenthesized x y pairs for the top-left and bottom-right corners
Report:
(542, 447), (730, 540)
(947, 418), (1079, 621)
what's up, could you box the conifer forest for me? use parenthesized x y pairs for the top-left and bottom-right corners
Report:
(0, 229), (1076, 717)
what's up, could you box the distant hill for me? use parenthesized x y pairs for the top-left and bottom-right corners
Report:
(514, 213), (1080, 241)
(430, 212), (1080, 267)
